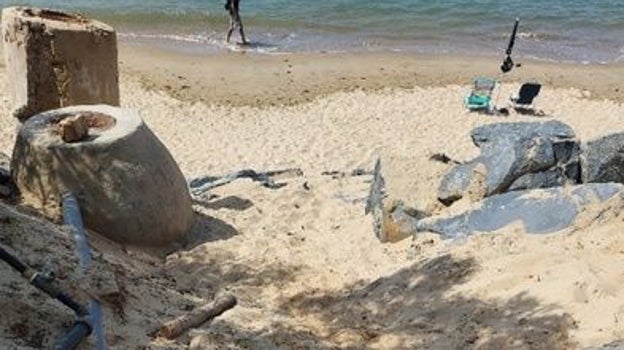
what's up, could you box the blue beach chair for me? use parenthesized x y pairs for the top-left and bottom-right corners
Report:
(464, 77), (497, 112)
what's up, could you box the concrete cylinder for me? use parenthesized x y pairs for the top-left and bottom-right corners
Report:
(2, 7), (119, 122)
(11, 105), (195, 246)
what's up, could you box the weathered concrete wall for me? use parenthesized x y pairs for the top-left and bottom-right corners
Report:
(2, 7), (119, 122)
(11, 105), (194, 246)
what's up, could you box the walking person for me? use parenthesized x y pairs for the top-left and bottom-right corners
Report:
(225, 0), (248, 44)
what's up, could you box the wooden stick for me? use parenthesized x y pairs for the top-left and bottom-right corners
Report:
(154, 294), (237, 340)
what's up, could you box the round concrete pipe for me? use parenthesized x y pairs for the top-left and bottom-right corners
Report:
(11, 105), (195, 246)
(2, 7), (119, 122)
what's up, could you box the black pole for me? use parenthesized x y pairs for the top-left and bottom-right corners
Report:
(506, 18), (520, 55)
(501, 18), (520, 73)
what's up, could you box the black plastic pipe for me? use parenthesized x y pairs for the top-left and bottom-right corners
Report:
(0, 245), (87, 316)
(54, 321), (92, 350)
(0, 245), (27, 272)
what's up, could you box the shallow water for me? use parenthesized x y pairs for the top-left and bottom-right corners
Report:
(1, 0), (623, 62)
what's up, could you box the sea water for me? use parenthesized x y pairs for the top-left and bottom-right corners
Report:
(1, 0), (623, 62)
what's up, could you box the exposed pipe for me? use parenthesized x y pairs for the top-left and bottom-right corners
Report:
(0, 245), (88, 317)
(61, 193), (91, 270)
(54, 321), (92, 350)
(60, 192), (107, 350)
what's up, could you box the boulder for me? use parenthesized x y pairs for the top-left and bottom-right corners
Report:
(11, 105), (194, 246)
(437, 161), (481, 206)
(2, 7), (119, 121)
(0, 153), (15, 198)
(437, 121), (580, 206)
(0, 152), (9, 183)
(581, 133), (624, 184)
(470, 120), (576, 147)
(421, 183), (624, 238)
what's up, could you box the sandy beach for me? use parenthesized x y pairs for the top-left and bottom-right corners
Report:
(2, 42), (624, 349)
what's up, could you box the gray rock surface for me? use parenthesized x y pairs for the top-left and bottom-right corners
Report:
(0, 152), (9, 183)
(581, 133), (624, 184)
(438, 121), (580, 206)
(508, 169), (567, 191)
(437, 161), (480, 206)
(422, 183), (624, 238)
(470, 120), (576, 147)
(0, 152), (14, 198)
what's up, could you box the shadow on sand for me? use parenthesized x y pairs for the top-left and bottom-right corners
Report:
(187, 254), (577, 349)
(273, 254), (577, 349)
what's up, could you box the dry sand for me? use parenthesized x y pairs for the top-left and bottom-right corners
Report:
(1, 45), (624, 349)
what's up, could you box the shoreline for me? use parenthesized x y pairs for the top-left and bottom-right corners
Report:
(119, 42), (624, 108)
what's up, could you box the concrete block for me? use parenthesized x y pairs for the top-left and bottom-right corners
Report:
(2, 7), (119, 121)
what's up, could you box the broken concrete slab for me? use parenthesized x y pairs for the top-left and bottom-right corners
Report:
(422, 183), (624, 238)
(438, 121), (580, 206)
(2, 7), (119, 121)
(581, 133), (624, 184)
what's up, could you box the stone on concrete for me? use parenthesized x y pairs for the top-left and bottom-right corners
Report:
(581, 133), (624, 184)
(422, 183), (624, 238)
(58, 114), (89, 143)
(11, 105), (194, 246)
(2, 7), (119, 122)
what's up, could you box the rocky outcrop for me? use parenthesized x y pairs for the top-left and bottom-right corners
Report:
(0, 153), (13, 198)
(422, 183), (624, 238)
(438, 121), (580, 206)
(581, 133), (624, 184)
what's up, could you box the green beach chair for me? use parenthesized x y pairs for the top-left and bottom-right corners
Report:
(464, 77), (497, 112)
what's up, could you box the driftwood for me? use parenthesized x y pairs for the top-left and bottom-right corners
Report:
(429, 152), (462, 165)
(154, 294), (237, 340)
(321, 167), (372, 179)
(189, 168), (303, 196)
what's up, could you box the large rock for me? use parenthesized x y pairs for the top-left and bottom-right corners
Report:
(11, 105), (194, 246)
(470, 120), (575, 147)
(0, 152), (9, 182)
(581, 133), (624, 184)
(421, 183), (624, 238)
(438, 121), (580, 206)
(2, 7), (119, 121)
(0, 153), (13, 198)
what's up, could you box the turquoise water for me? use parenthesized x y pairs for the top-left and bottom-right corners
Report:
(1, 0), (623, 62)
